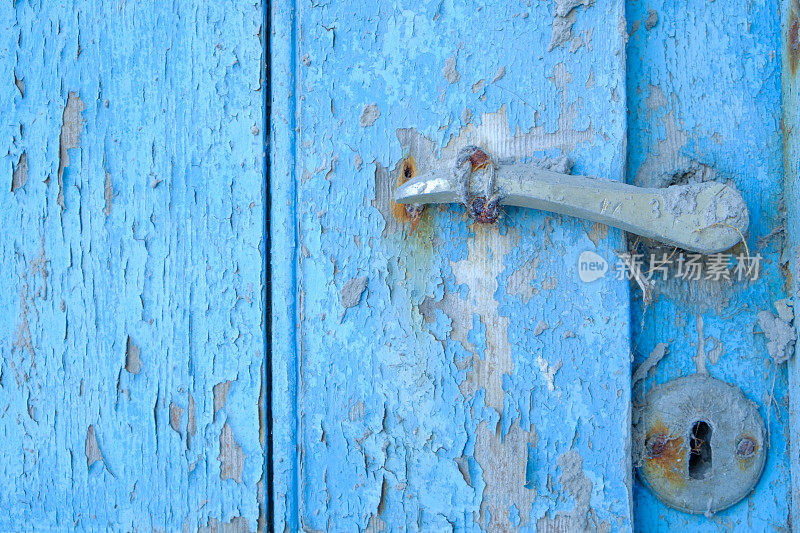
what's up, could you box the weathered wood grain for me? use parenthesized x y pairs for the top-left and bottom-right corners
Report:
(272, 0), (633, 530)
(0, 2), (265, 530)
(627, 1), (791, 529)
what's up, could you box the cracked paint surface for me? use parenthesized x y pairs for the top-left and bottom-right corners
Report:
(0, 1), (265, 530)
(273, 0), (631, 530)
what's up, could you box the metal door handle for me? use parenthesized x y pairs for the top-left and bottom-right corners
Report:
(394, 146), (749, 254)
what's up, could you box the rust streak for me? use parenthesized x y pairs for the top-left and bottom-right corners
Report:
(644, 421), (686, 488)
(391, 156), (426, 233)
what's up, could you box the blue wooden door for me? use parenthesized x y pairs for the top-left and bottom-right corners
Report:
(1, 0), (798, 531)
(1, 2), (266, 530)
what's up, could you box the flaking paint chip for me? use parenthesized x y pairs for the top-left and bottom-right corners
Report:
(85, 425), (104, 468)
(548, 0), (592, 51)
(443, 54), (460, 84)
(340, 276), (368, 311)
(757, 310), (796, 364)
(125, 336), (142, 374)
(169, 402), (184, 435)
(103, 172), (114, 216)
(213, 380), (233, 420)
(14, 73), (24, 97)
(187, 394), (196, 442)
(644, 9), (658, 30)
(359, 103), (380, 127)
(57, 91), (86, 209)
(534, 320), (549, 336)
(491, 66), (506, 83)
(11, 152), (27, 192)
(200, 517), (251, 532)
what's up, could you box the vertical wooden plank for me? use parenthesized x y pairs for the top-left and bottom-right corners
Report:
(270, 0), (300, 530)
(0, 2), (265, 530)
(783, 0), (800, 525)
(627, 1), (790, 529)
(272, 1), (633, 530)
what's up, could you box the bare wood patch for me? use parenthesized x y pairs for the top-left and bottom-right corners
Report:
(125, 336), (142, 374)
(198, 516), (252, 533)
(213, 380), (232, 420)
(11, 152), (27, 192)
(169, 402), (184, 436)
(218, 422), (245, 483)
(57, 92), (86, 209)
(85, 425), (104, 468)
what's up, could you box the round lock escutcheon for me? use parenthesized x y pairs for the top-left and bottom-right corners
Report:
(634, 374), (766, 514)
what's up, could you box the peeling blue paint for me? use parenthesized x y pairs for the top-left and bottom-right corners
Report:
(0, 1), (265, 530)
(0, 0), (793, 530)
(272, 0), (632, 530)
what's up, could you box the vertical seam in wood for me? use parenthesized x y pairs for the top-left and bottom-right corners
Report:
(264, 0), (273, 530)
(270, 0), (300, 530)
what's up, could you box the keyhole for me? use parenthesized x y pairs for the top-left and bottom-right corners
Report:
(689, 421), (712, 480)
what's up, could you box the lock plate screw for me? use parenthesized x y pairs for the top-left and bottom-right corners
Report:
(645, 433), (669, 458)
(736, 437), (757, 459)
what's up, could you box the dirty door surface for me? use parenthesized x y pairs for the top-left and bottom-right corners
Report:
(627, 0), (795, 530)
(272, 0), (633, 530)
(1, 2), (266, 530)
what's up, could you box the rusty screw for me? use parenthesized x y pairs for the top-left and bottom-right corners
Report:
(646, 433), (669, 458)
(736, 437), (756, 458)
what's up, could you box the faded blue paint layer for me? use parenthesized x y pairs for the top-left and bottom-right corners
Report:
(272, 0), (633, 530)
(0, 2), (265, 530)
(627, 1), (791, 530)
